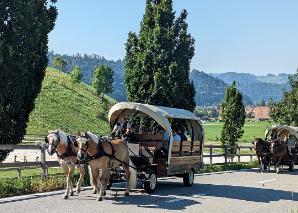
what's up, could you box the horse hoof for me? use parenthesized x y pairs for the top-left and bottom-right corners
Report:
(92, 189), (97, 194)
(103, 191), (106, 196)
(63, 195), (69, 199)
(70, 192), (74, 196)
(97, 197), (103, 201)
(124, 192), (129, 196)
(76, 188), (81, 194)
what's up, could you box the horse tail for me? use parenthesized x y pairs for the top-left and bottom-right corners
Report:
(128, 158), (137, 189)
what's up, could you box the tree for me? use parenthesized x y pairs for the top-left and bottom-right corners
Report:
(0, 0), (57, 161)
(92, 65), (113, 99)
(220, 82), (246, 155)
(53, 55), (67, 73)
(70, 66), (82, 83)
(124, 0), (196, 111)
(270, 69), (298, 126)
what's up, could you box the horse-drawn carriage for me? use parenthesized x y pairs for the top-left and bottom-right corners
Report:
(265, 125), (298, 168)
(108, 102), (204, 193)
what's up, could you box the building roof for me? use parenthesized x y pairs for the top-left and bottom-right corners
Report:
(253, 106), (270, 119)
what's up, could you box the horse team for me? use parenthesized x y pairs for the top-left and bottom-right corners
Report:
(252, 137), (294, 173)
(45, 130), (136, 201)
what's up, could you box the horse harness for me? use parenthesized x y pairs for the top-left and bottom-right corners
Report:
(87, 137), (116, 167)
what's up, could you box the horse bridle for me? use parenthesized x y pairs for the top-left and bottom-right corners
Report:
(45, 131), (60, 146)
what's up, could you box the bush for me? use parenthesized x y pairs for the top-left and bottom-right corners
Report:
(0, 173), (86, 198)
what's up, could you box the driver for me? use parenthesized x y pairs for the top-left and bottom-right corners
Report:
(111, 113), (132, 139)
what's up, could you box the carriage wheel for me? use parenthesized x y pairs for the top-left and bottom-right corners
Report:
(183, 169), (194, 187)
(143, 172), (157, 193)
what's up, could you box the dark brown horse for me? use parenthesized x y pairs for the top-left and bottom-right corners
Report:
(270, 139), (287, 173)
(251, 138), (271, 172)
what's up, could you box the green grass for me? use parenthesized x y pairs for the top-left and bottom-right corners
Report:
(203, 120), (272, 143)
(0, 167), (64, 179)
(26, 68), (115, 135)
(198, 161), (259, 173)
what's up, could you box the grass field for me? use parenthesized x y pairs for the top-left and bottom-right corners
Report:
(26, 68), (115, 135)
(203, 120), (272, 143)
(0, 168), (64, 179)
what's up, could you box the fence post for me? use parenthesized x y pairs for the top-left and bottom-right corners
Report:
(238, 146), (241, 163)
(250, 147), (253, 162)
(40, 144), (47, 177)
(209, 145), (213, 165)
(224, 145), (228, 164)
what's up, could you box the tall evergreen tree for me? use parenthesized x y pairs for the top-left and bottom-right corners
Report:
(92, 65), (114, 99)
(220, 82), (246, 155)
(124, 0), (196, 111)
(0, 0), (57, 161)
(70, 66), (82, 83)
(270, 69), (298, 126)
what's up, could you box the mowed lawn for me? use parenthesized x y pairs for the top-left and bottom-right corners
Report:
(203, 121), (272, 143)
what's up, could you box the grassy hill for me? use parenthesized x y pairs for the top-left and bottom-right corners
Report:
(26, 68), (116, 135)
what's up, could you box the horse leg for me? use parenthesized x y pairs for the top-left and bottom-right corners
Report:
(76, 165), (85, 194)
(97, 168), (109, 201)
(61, 163), (70, 199)
(90, 167), (100, 196)
(124, 165), (130, 196)
(68, 165), (75, 196)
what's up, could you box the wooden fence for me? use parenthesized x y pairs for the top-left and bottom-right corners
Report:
(0, 136), (257, 177)
(203, 144), (256, 165)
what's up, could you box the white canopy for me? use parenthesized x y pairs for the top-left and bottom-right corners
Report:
(265, 125), (298, 140)
(108, 102), (202, 134)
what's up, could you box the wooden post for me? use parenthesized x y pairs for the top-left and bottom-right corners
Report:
(17, 168), (21, 178)
(224, 145), (228, 164)
(250, 147), (253, 162)
(238, 146), (241, 163)
(40, 144), (47, 177)
(14, 155), (17, 162)
(209, 145), (213, 165)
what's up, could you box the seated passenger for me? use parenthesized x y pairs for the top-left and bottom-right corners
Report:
(173, 130), (181, 142)
(178, 128), (187, 141)
(157, 127), (170, 142)
(287, 135), (296, 156)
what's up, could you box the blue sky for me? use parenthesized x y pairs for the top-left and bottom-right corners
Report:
(49, 0), (298, 75)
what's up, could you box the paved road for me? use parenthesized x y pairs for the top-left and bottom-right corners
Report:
(1, 169), (298, 213)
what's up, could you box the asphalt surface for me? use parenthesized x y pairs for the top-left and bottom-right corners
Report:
(1, 168), (298, 213)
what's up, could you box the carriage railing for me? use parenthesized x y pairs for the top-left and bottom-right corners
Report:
(0, 135), (257, 178)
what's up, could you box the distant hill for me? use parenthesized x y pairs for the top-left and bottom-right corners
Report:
(209, 72), (290, 104)
(210, 72), (259, 84)
(26, 68), (115, 135)
(256, 73), (289, 84)
(190, 70), (253, 106)
(48, 51), (127, 101)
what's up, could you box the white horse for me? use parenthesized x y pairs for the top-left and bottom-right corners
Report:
(45, 130), (88, 199)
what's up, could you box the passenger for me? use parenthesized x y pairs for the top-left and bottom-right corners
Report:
(158, 127), (170, 142)
(178, 128), (187, 141)
(173, 130), (181, 142)
(139, 123), (148, 134)
(111, 113), (132, 139)
(287, 135), (296, 156)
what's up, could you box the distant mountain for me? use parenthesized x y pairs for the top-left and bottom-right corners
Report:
(256, 73), (289, 84)
(210, 72), (259, 84)
(208, 71), (290, 104)
(190, 70), (253, 106)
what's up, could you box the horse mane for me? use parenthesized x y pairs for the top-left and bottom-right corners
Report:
(86, 131), (99, 144)
(56, 130), (68, 146)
